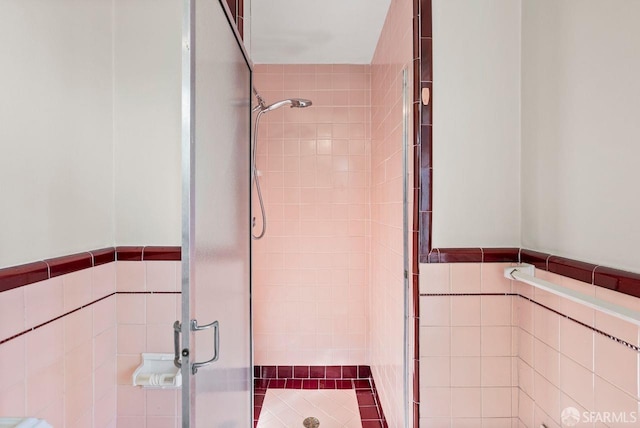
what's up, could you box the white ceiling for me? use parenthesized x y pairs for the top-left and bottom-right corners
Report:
(249, 0), (392, 64)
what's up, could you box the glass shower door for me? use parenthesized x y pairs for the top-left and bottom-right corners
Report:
(177, 0), (252, 426)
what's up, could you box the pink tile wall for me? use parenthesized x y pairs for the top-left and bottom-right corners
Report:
(116, 261), (181, 428)
(0, 260), (181, 428)
(0, 263), (117, 428)
(369, 0), (414, 426)
(419, 262), (640, 428)
(252, 64), (371, 365)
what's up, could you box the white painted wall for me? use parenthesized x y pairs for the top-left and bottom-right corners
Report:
(0, 0), (115, 268)
(432, 0), (522, 248)
(521, 0), (640, 272)
(113, 0), (182, 246)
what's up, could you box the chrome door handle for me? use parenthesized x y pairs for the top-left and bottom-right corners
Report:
(173, 321), (182, 369)
(190, 319), (220, 374)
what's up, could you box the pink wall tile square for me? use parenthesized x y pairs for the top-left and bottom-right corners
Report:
(451, 327), (481, 357)
(451, 387), (482, 417)
(94, 327), (117, 369)
(420, 296), (451, 326)
(93, 296), (117, 336)
(26, 360), (64, 414)
(0, 336), (25, 389)
(481, 387), (512, 417)
(451, 357), (481, 387)
(146, 324), (173, 353)
(65, 341), (92, 390)
(117, 355), (141, 386)
(25, 277), (63, 329)
(146, 294), (177, 324)
(117, 385), (146, 417)
(63, 268), (92, 311)
(145, 261), (178, 292)
(116, 261), (146, 292)
(94, 358), (116, 400)
(480, 326), (512, 357)
(420, 387), (451, 418)
(533, 338), (560, 385)
(0, 381), (26, 416)
(559, 317), (593, 371)
(480, 263), (511, 293)
(450, 264), (481, 293)
(146, 390), (177, 417)
(451, 296), (481, 326)
(117, 324), (146, 355)
(481, 296), (511, 326)
(26, 321), (63, 376)
(421, 357), (451, 387)
(65, 376), (93, 424)
(559, 354), (594, 410)
(117, 294), (146, 324)
(117, 416), (146, 428)
(420, 327), (451, 357)
(481, 357), (512, 387)
(419, 264), (450, 293)
(64, 307), (93, 352)
(94, 387), (116, 428)
(0, 287), (25, 340)
(594, 334), (638, 397)
(533, 305), (560, 349)
(92, 263), (117, 299)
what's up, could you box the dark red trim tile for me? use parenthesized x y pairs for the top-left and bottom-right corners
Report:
(268, 379), (285, 389)
(354, 379), (371, 389)
(426, 250), (440, 263)
(143, 246), (181, 261)
(254, 366), (261, 378)
(45, 252), (93, 278)
(413, 17), (420, 60)
(358, 366), (371, 378)
(336, 380), (353, 389)
(594, 267), (640, 298)
(436, 248), (483, 263)
(90, 247), (116, 266)
(420, 125), (432, 170)
(326, 365), (341, 379)
(116, 246), (144, 261)
(342, 365), (357, 379)
(362, 422), (383, 428)
(418, 212), (432, 257)
(419, 0), (432, 37)
(294, 366), (309, 379)
(286, 379), (302, 389)
(319, 379), (336, 389)
(548, 256), (596, 285)
(520, 249), (549, 270)
(254, 379), (269, 389)
(262, 366), (276, 379)
(254, 394), (265, 406)
(0, 261), (49, 293)
(309, 366), (325, 378)
(483, 248), (520, 263)
(302, 379), (318, 389)
(359, 406), (381, 420)
(420, 38), (432, 81)
(356, 391), (376, 406)
(277, 366), (292, 379)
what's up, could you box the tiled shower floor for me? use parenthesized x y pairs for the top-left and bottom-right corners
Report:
(257, 389), (362, 428)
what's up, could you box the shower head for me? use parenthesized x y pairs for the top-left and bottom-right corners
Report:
(262, 98), (313, 113)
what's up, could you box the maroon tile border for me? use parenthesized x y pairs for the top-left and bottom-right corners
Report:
(0, 246), (181, 293)
(253, 366), (387, 428)
(424, 247), (640, 299)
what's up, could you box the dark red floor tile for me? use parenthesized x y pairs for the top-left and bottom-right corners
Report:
(336, 380), (353, 389)
(310, 366), (325, 378)
(268, 379), (285, 388)
(277, 365), (293, 378)
(361, 421), (383, 428)
(319, 379), (336, 389)
(342, 365), (357, 378)
(302, 379), (319, 389)
(286, 379), (302, 389)
(356, 391), (376, 406)
(358, 365), (371, 378)
(262, 365), (277, 379)
(294, 365), (310, 378)
(353, 379), (371, 389)
(326, 365), (341, 379)
(359, 406), (381, 420)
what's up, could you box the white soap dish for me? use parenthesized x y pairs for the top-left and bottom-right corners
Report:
(132, 353), (182, 389)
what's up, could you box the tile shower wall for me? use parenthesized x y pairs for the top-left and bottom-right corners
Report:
(252, 64), (371, 365)
(0, 263), (117, 428)
(369, 0), (413, 425)
(419, 263), (640, 428)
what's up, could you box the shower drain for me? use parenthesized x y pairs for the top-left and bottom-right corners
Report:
(303, 416), (320, 428)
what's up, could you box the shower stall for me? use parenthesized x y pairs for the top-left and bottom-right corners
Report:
(175, 0), (252, 426)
